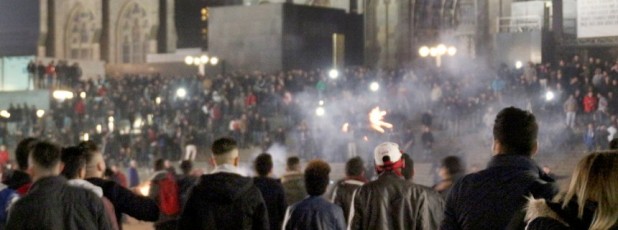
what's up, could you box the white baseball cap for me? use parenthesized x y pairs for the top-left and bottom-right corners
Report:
(374, 142), (402, 166)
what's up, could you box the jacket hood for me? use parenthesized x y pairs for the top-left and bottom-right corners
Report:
(67, 179), (104, 197)
(197, 173), (254, 202)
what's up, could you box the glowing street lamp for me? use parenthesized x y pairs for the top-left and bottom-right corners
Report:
(369, 82), (380, 92)
(328, 69), (339, 79)
(52, 90), (74, 101)
(316, 106), (325, 116)
(185, 54), (220, 75)
(418, 44), (457, 67)
(176, 88), (187, 98)
(545, 91), (555, 101)
(515, 61), (523, 69)
(36, 110), (45, 118)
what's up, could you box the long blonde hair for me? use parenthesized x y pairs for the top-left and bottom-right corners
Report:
(562, 151), (618, 229)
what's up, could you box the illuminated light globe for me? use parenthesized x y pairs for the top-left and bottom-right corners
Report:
(155, 97), (162, 105)
(418, 46), (430, 57)
(316, 106), (325, 116)
(36, 110), (45, 118)
(184, 56), (194, 65)
(328, 69), (339, 79)
(210, 57), (219, 65)
(80, 92), (86, 99)
(319, 100), (324, 106)
(429, 47), (438, 57)
(52, 90), (74, 100)
(447, 46), (457, 56)
(176, 88), (187, 98)
(515, 61), (523, 69)
(436, 44), (447, 55)
(545, 91), (555, 101)
(369, 82), (380, 92)
(200, 55), (209, 64)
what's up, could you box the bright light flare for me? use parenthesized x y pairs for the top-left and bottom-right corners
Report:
(545, 91), (555, 101)
(436, 44), (447, 55)
(52, 90), (74, 101)
(369, 82), (380, 92)
(155, 97), (162, 105)
(447, 46), (457, 56)
(418, 46), (430, 57)
(96, 124), (102, 134)
(184, 56), (194, 65)
(329, 69), (339, 79)
(36, 110), (45, 118)
(83, 133), (89, 141)
(80, 92), (86, 99)
(0, 110), (10, 119)
(316, 106), (325, 116)
(515, 61), (523, 69)
(369, 107), (393, 133)
(342, 122), (349, 133)
(176, 88), (187, 98)
(200, 55), (210, 64)
(138, 182), (151, 196)
(210, 57), (219, 65)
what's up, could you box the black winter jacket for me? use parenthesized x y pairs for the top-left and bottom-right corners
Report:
(6, 176), (112, 230)
(254, 177), (287, 230)
(87, 177), (160, 229)
(330, 178), (364, 223)
(178, 172), (269, 230)
(440, 154), (559, 230)
(349, 171), (445, 230)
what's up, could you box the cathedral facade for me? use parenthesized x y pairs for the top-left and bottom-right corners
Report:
(34, 0), (176, 64)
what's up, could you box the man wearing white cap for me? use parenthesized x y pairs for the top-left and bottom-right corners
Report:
(348, 142), (445, 230)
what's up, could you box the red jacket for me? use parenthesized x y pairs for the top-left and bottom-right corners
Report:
(583, 96), (597, 113)
(245, 94), (257, 107)
(0, 150), (8, 165)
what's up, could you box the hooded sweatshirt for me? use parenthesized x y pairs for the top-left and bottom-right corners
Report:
(177, 170), (269, 230)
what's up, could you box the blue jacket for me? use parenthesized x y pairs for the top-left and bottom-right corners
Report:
(283, 196), (346, 230)
(440, 154), (559, 230)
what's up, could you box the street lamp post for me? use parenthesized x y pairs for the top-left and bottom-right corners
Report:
(418, 44), (457, 67)
(185, 54), (219, 75)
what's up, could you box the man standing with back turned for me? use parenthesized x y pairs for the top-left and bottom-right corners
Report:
(441, 107), (559, 230)
(178, 137), (269, 230)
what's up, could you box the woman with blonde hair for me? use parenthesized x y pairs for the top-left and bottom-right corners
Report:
(525, 151), (618, 229)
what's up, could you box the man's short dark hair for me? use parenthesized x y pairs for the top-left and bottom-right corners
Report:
(401, 153), (415, 180)
(304, 160), (330, 196)
(15, 138), (39, 170)
(345, 157), (364, 177)
(78, 140), (100, 164)
(493, 107), (538, 155)
(180, 160), (193, 175)
(287, 156), (300, 169)
(254, 153), (273, 177)
(31, 141), (61, 169)
(61, 146), (87, 179)
(441, 156), (463, 176)
(211, 137), (237, 155)
(610, 138), (618, 150)
(154, 158), (166, 171)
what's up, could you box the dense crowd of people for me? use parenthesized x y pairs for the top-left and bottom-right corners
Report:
(0, 107), (616, 230)
(1, 57), (614, 167)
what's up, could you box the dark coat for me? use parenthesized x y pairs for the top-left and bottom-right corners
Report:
(349, 171), (445, 230)
(440, 154), (559, 230)
(87, 177), (160, 230)
(283, 196), (346, 230)
(281, 172), (307, 206)
(254, 177), (287, 230)
(6, 176), (112, 230)
(330, 178), (364, 224)
(178, 172), (269, 230)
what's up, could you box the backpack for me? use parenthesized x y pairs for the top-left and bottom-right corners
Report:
(158, 173), (180, 216)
